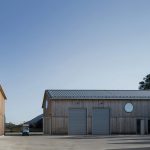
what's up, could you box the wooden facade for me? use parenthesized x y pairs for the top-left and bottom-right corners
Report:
(43, 99), (150, 135)
(43, 90), (150, 135)
(0, 85), (6, 135)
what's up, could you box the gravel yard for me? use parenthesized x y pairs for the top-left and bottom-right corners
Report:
(1, 135), (150, 150)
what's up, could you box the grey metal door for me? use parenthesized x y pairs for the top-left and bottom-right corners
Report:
(92, 108), (110, 135)
(68, 108), (87, 135)
(140, 120), (145, 135)
(136, 119), (145, 135)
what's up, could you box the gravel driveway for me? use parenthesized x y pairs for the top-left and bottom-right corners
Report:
(1, 135), (150, 150)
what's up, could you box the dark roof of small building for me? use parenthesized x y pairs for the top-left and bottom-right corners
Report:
(0, 85), (7, 100)
(45, 90), (150, 100)
(26, 114), (43, 125)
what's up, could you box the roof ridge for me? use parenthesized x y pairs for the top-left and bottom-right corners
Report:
(47, 89), (148, 91)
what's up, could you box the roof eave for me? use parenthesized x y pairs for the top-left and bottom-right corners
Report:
(0, 85), (7, 100)
(42, 90), (50, 108)
(49, 97), (150, 100)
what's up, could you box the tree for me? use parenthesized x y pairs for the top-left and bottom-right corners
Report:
(139, 74), (150, 90)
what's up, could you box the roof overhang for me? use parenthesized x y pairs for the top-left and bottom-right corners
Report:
(0, 85), (7, 100)
(42, 90), (50, 108)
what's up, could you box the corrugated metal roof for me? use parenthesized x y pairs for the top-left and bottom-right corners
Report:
(46, 90), (150, 100)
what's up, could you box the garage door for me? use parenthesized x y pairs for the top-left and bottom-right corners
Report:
(92, 108), (110, 135)
(68, 108), (87, 135)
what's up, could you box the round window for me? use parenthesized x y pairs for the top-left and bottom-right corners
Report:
(125, 103), (133, 113)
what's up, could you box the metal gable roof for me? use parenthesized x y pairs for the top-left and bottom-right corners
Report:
(46, 90), (150, 100)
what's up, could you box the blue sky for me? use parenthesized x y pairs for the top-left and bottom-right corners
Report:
(1, 0), (150, 123)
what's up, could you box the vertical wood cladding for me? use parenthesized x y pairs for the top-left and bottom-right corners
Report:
(0, 92), (5, 135)
(43, 99), (150, 135)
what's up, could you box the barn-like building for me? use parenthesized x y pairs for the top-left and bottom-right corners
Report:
(42, 90), (150, 135)
(0, 85), (6, 135)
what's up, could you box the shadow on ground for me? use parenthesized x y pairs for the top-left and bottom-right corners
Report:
(47, 135), (125, 139)
(46, 135), (149, 140)
(110, 141), (150, 144)
(5, 132), (43, 136)
(107, 147), (150, 150)
(109, 137), (150, 141)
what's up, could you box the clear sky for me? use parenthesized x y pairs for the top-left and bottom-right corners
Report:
(1, 0), (150, 123)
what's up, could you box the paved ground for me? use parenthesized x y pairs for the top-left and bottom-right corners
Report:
(1, 135), (150, 150)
